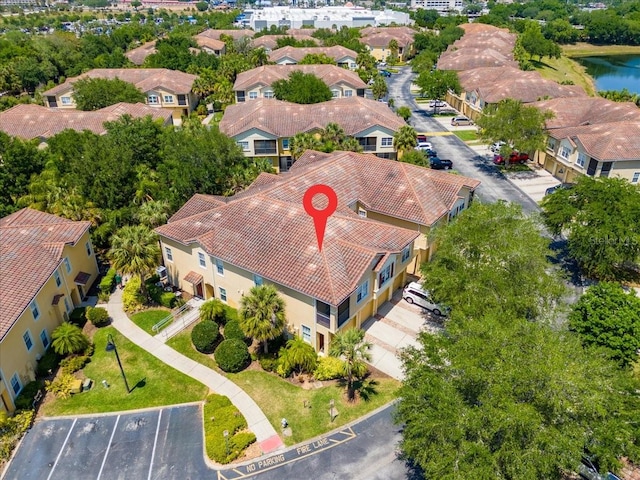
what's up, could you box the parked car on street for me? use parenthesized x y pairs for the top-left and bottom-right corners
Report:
(428, 100), (446, 108)
(490, 141), (506, 153)
(493, 152), (529, 165)
(403, 282), (449, 316)
(416, 134), (431, 149)
(429, 157), (453, 170)
(544, 183), (575, 196)
(380, 70), (392, 77)
(451, 115), (473, 126)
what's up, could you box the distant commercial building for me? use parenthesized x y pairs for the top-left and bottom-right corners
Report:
(410, 0), (463, 14)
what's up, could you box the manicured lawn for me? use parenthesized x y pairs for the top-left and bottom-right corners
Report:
(531, 55), (596, 96)
(228, 370), (400, 446)
(130, 309), (170, 335)
(562, 42), (640, 58)
(167, 328), (218, 370)
(40, 327), (208, 416)
(453, 130), (479, 142)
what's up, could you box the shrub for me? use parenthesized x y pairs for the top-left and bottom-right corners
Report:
(36, 350), (62, 377)
(60, 355), (90, 375)
(147, 282), (163, 304)
(122, 276), (144, 312)
(45, 373), (75, 399)
(258, 356), (279, 373)
(160, 292), (176, 308)
(13, 381), (43, 410)
(214, 339), (250, 373)
(223, 319), (246, 342)
(191, 321), (219, 353)
(313, 356), (346, 380)
(230, 432), (256, 452)
(86, 306), (110, 327)
(0, 410), (35, 462)
(200, 299), (226, 324)
(203, 394), (255, 464)
(100, 268), (117, 294)
(69, 307), (87, 328)
(51, 323), (90, 356)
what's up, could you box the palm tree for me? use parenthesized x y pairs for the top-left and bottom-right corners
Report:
(108, 225), (160, 291)
(136, 200), (171, 228)
(250, 47), (270, 67)
(51, 323), (90, 356)
(393, 125), (417, 158)
(281, 336), (318, 376)
(239, 284), (286, 353)
(290, 132), (321, 160)
(329, 328), (372, 401)
(371, 75), (388, 101)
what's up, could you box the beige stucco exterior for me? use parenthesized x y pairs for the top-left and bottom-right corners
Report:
(0, 231), (98, 413)
(236, 81), (364, 103)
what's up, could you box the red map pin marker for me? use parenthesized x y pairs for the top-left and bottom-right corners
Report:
(303, 184), (338, 252)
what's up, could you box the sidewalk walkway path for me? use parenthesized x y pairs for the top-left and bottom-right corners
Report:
(105, 289), (283, 453)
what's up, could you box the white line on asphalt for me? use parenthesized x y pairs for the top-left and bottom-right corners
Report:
(46, 418), (77, 480)
(96, 415), (120, 480)
(147, 409), (163, 480)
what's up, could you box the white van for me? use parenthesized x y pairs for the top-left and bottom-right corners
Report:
(402, 282), (448, 316)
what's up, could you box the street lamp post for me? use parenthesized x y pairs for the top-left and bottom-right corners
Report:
(105, 333), (131, 394)
(223, 430), (230, 456)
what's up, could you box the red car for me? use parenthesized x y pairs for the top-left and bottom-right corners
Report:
(493, 152), (529, 165)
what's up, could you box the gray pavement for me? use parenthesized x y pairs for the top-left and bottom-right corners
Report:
(104, 289), (283, 453)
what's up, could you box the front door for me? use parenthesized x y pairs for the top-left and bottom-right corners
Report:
(318, 333), (325, 353)
(195, 282), (204, 299)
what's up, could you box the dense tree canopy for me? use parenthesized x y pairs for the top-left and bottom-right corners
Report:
(415, 69), (461, 103)
(72, 77), (146, 111)
(272, 71), (332, 104)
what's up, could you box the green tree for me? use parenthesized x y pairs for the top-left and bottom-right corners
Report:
(279, 336), (318, 375)
(72, 77), (146, 111)
(393, 125), (417, 156)
(396, 106), (412, 122)
(421, 201), (565, 321)
(569, 282), (640, 367)
(51, 322), (90, 356)
(355, 51), (377, 83)
(415, 70), (461, 109)
(239, 284), (286, 353)
(289, 132), (321, 160)
(476, 98), (553, 160)
(328, 328), (371, 401)
(387, 39), (399, 64)
(200, 298), (226, 324)
(518, 21), (562, 61)
(108, 225), (160, 288)
(298, 53), (336, 65)
(135, 200), (171, 228)
(371, 74), (388, 100)
(272, 71), (332, 104)
(541, 176), (640, 280)
(399, 149), (430, 168)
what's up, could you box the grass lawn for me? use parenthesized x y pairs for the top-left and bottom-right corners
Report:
(167, 328), (218, 370)
(562, 42), (640, 58)
(130, 309), (170, 335)
(453, 130), (479, 142)
(40, 327), (208, 416)
(228, 370), (400, 446)
(531, 55), (596, 96)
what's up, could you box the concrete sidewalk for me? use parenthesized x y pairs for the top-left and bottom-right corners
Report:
(104, 289), (283, 453)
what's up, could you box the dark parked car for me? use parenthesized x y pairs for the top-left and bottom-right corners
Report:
(493, 152), (529, 165)
(380, 70), (392, 77)
(544, 183), (575, 196)
(430, 157), (453, 170)
(424, 148), (438, 157)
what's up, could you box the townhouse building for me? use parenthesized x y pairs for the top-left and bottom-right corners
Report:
(268, 46), (358, 69)
(359, 26), (416, 62)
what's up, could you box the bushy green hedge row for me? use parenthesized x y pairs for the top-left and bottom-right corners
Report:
(313, 356), (345, 381)
(36, 350), (62, 377)
(100, 268), (117, 294)
(86, 306), (110, 327)
(147, 278), (177, 308)
(122, 277), (144, 312)
(13, 381), (43, 410)
(203, 394), (256, 464)
(191, 321), (219, 353)
(214, 339), (250, 373)
(0, 410), (35, 462)
(60, 354), (91, 375)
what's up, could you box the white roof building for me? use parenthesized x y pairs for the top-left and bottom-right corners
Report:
(411, 0), (463, 14)
(247, 6), (412, 31)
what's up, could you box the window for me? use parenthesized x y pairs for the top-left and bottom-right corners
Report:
(61, 96), (72, 105)
(302, 325), (311, 343)
(148, 94), (159, 104)
(337, 298), (350, 327)
(577, 153), (586, 168)
(219, 287), (227, 302)
(344, 90), (353, 97)
(63, 296), (71, 313)
(216, 259), (224, 275)
(238, 141), (250, 151)
(331, 89), (340, 98)
(559, 145), (571, 159)
(54, 270), (61, 287)
(632, 172), (640, 184)
(358, 208), (367, 218)
(85, 241), (92, 256)
(378, 262), (394, 287)
(401, 246), (411, 262)
(263, 91), (274, 99)
(249, 91), (258, 99)
(40, 329), (50, 349)
(23, 331), (33, 351)
(381, 137), (393, 147)
(163, 95), (174, 103)
(10, 373), (21, 395)
(356, 280), (369, 303)
(178, 94), (187, 106)
(547, 138), (556, 151)
(63, 257), (71, 273)
(254, 274), (263, 286)
(30, 300), (40, 320)
(254, 139), (277, 155)
(165, 247), (173, 262)
(282, 138), (290, 150)
(198, 252), (206, 268)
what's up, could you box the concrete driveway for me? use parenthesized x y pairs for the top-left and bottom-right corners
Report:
(362, 291), (443, 380)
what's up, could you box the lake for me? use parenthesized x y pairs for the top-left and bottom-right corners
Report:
(576, 54), (640, 94)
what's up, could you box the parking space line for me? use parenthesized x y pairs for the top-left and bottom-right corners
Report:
(147, 410), (162, 480)
(96, 415), (120, 480)
(46, 418), (77, 480)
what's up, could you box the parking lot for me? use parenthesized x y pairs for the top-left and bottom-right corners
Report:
(2, 404), (210, 480)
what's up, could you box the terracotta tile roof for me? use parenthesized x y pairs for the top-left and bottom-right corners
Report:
(360, 26), (415, 48)
(459, 67), (586, 104)
(451, 36), (515, 56)
(233, 64), (367, 92)
(219, 97), (405, 138)
(548, 120), (640, 161)
(0, 103), (172, 140)
(531, 97), (640, 129)
(437, 47), (518, 71)
(169, 194), (228, 223)
(184, 271), (204, 284)
(74, 271), (92, 285)
(194, 35), (225, 51)
(269, 46), (358, 63)
(157, 151), (479, 305)
(125, 41), (157, 65)
(196, 29), (255, 41)
(458, 23), (513, 37)
(43, 68), (196, 97)
(251, 34), (317, 50)
(0, 209), (91, 340)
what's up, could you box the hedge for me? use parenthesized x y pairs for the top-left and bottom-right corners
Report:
(214, 339), (250, 373)
(69, 307), (87, 328)
(36, 350), (62, 377)
(222, 319), (246, 342)
(99, 268), (117, 294)
(313, 356), (346, 380)
(191, 321), (219, 353)
(86, 306), (110, 327)
(203, 394), (256, 464)
(13, 381), (43, 410)
(122, 276), (144, 312)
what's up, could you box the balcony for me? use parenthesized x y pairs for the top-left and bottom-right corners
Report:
(254, 140), (277, 156)
(358, 137), (377, 151)
(316, 312), (330, 328)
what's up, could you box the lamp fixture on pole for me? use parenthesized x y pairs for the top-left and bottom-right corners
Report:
(105, 333), (131, 394)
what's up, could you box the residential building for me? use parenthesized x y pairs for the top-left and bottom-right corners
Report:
(359, 26), (416, 61)
(233, 65), (367, 103)
(219, 97), (406, 171)
(125, 41), (158, 66)
(41, 68), (198, 124)
(531, 97), (640, 183)
(155, 150), (479, 353)
(246, 6), (411, 31)
(250, 33), (318, 52)
(0, 103), (173, 142)
(0, 209), (98, 413)
(194, 35), (226, 56)
(195, 29), (255, 42)
(410, 0), (463, 14)
(268, 46), (358, 69)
